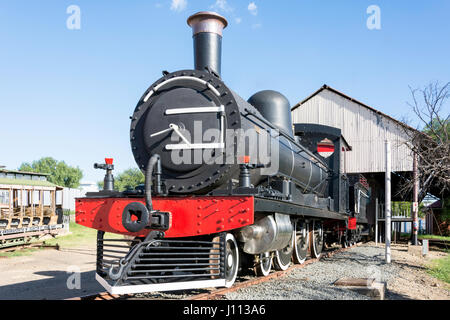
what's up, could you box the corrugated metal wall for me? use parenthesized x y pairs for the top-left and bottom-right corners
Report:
(55, 188), (85, 211)
(292, 89), (413, 173)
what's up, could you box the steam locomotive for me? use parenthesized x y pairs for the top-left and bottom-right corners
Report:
(75, 11), (370, 295)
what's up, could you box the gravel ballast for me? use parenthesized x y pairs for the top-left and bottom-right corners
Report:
(225, 244), (413, 300)
(133, 242), (449, 300)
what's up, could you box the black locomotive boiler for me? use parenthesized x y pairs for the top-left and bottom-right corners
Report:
(76, 11), (370, 294)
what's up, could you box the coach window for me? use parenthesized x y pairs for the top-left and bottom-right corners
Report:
(0, 190), (9, 205)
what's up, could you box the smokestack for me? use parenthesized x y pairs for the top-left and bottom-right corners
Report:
(187, 11), (228, 76)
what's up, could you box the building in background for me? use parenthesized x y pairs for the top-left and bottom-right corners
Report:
(425, 200), (449, 236)
(62, 181), (99, 212)
(79, 181), (99, 194)
(291, 85), (420, 239)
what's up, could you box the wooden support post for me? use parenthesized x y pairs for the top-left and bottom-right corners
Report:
(375, 198), (378, 245)
(394, 222), (397, 244)
(385, 141), (391, 263)
(412, 152), (419, 245)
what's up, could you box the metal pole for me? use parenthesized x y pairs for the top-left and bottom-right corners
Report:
(412, 152), (419, 245)
(375, 197), (378, 245)
(385, 141), (391, 263)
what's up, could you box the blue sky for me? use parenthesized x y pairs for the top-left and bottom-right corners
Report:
(0, 0), (449, 183)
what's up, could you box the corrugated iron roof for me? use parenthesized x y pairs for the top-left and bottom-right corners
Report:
(0, 178), (62, 189)
(291, 84), (421, 134)
(0, 168), (50, 176)
(426, 200), (442, 209)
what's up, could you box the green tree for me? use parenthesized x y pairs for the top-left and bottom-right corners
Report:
(98, 168), (144, 191)
(19, 157), (83, 188)
(423, 118), (449, 143)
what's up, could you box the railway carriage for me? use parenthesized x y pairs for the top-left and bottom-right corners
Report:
(75, 11), (370, 295)
(0, 168), (65, 248)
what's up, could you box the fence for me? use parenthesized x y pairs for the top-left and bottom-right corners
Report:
(375, 199), (426, 243)
(377, 202), (412, 220)
(60, 188), (86, 212)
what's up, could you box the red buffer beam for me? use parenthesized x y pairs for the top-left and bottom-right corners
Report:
(76, 196), (255, 238)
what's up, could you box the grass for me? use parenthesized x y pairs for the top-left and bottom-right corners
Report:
(0, 248), (39, 258)
(43, 222), (123, 248)
(43, 222), (98, 248)
(398, 233), (450, 242)
(419, 234), (450, 241)
(0, 222), (124, 258)
(427, 253), (450, 284)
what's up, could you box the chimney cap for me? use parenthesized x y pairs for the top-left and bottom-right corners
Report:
(187, 11), (228, 36)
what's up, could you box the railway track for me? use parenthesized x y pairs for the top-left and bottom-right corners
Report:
(424, 239), (449, 250)
(0, 241), (59, 253)
(70, 242), (361, 301)
(391, 238), (449, 251)
(0, 227), (66, 250)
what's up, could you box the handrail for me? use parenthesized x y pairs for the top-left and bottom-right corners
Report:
(242, 108), (331, 172)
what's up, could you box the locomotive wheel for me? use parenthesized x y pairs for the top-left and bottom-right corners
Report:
(224, 233), (239, 288)
(274, 235), (294, 271)
(310, 220), (324, 259)
(254, 252), (272, 277)
(293, 221), (309, 264)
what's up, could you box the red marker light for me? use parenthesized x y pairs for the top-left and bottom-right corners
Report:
(239, 156), (251, 164)
(105, 158), (114, 165)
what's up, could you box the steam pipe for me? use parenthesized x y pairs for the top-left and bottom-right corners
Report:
(145, 154), (161, 211)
